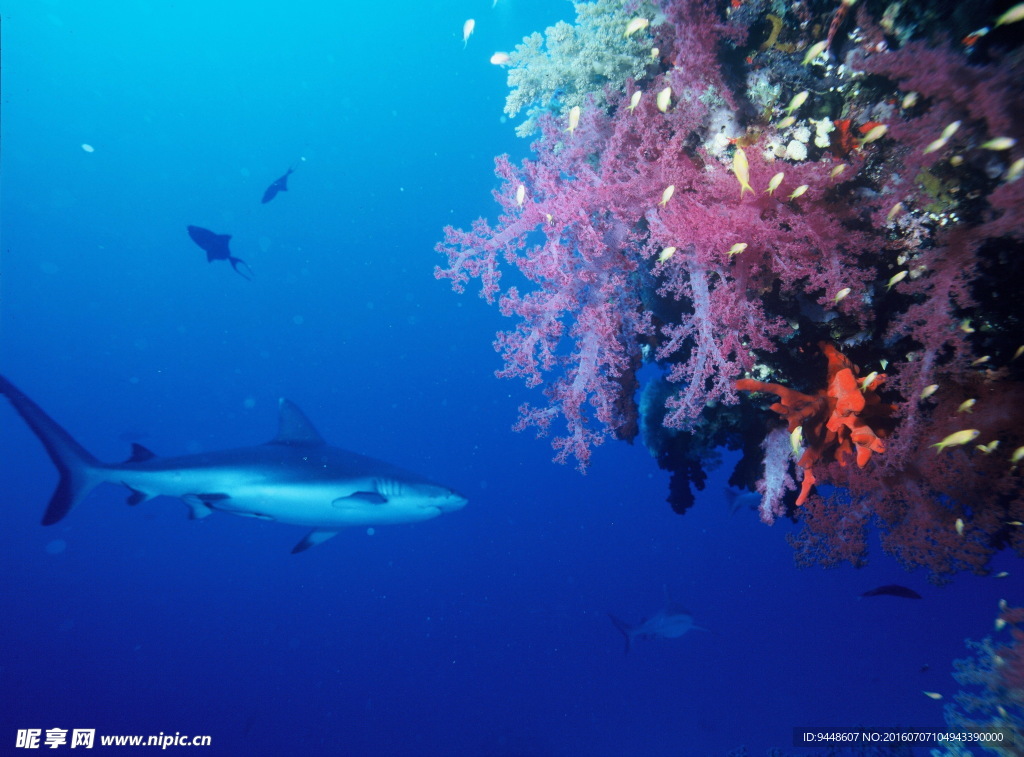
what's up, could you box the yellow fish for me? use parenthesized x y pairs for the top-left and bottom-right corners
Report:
(995, 4), (1024, 26)
(887, 202), (904, 222)
(656, 86), (672, 113)
(489, 52), (511, 66)
(624, 17), (649, 37)
(790, 426), (803, 456)
(957, 398), (976, 413)
(785, 90), (808, 115)
(981, 137), (1017, 150)
(955, 517), (964, 536)
(788, 185), (808, 200)
(830, 164), (847, 180)
(886, 270), (907, 290)
(802, 40), (827, 65)
(1007, 158), (1024, 182)
(923, 692), (943, 700)
(733, 147), (754, 196)
(658, 246), (677, 263)
(628, 91), (642, 113)
(920, 384), (939, 400)
(567, 105), (581, 135)
(727, 243), (748, 257)
(861, 124), (888, 144)
(860, 371), (879, 391)
(462, 18), (475, 47)
(766, 172), (784, 196)
(931, 429), (980, 452)
(659, 185), (675, 207)
(941, 121), (962, 140)
(834, 287), (851, 303)
(1011, 445), (1024, 465)
(516, 184), (525, 207)
(1013, 345), (1024, 360)
(776, 115), (796, 130)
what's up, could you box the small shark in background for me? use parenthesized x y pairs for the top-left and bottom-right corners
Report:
(609, 599), (709, 654)
(0, 374), (467, 553)
(186, 225), (253, 280)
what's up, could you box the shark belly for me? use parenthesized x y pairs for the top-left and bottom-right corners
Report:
(115, 467), (443, 527)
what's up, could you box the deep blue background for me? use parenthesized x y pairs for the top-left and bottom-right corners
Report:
(0, 2), (1017, 755)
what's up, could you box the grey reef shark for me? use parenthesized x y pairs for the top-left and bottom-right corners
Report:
(0, 374), (467, 553)
(609, 601), (709, 654)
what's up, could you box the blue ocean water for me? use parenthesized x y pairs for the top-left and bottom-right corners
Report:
(0, 2), (1017, 755)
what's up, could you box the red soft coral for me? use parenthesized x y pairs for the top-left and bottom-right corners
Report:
(736, 343), (894, 506)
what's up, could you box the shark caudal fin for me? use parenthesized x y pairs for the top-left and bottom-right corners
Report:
(0, 374), (105, 524)
(608, 614), (634, 655)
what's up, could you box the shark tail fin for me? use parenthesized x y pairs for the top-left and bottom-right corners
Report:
(0, 374), (105, 524)
(608, 614), (634, 655)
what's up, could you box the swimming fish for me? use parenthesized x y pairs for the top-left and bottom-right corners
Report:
(931, 429), (980, 452)
(861, 585), (923, 599)
(733, 147), (753, 196)
(802, 40), (827, 65)
(624, 17), (649, 37)
(567, 105), (581, 135)
(261, 168), (294, 204)
(656, 86), (672, 113)
(186, 226), (253, 280)
(608, 601), (708, 654)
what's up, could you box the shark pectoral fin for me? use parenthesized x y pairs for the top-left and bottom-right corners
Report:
(332, 491), (387, 508)
(292, 529), (339, 554)
(124, 486), (151, 506)
(180, 493), (229, 520)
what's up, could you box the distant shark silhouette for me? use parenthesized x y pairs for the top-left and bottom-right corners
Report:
(0, 374), (467, 553)
(609, 598), (709, 654)
(186, 225), (253, 280)
(261, 167), (294, 204)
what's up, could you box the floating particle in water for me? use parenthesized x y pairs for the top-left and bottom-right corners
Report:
(81, 144), (94, 153)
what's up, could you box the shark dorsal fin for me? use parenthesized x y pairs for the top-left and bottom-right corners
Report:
(270, 398), (325, 446)
(126, 443), (157, 463)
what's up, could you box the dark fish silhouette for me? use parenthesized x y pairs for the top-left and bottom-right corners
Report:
(861, 584), (922, 599)
(186, 225), (252, 280)
(261, 168), (294, 204)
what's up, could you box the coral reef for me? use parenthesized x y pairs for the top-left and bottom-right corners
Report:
(503, 0), (659, 136)
(940, 602), (1024, 756)
(436, 0), (1024, 579)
